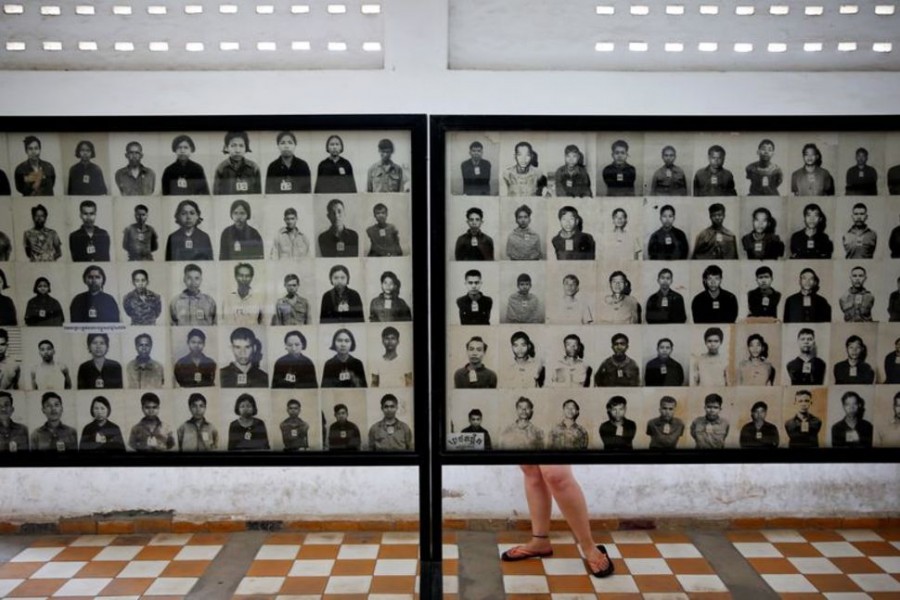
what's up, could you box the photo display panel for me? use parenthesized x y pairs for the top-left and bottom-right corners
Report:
(0, 117), (425, 462)
(440, 119), (900, 456)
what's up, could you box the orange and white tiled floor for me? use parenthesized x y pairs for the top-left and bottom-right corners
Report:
(0, 532), (226, 599)
(729, 528), (900, 598)
(0, 527), (897, 598)
(499, 529), (729, 598)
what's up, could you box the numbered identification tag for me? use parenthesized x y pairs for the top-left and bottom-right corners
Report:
(387, 426), (395, 435)
(664, 236), (672, 245)
(39, 309), (46, 318)
(56, 440), (66, 452)
(291, 429), (298, 437)
(86, 243), (96, 255)
(338, 301), (349, 312)
(801, 421), (810, 433)
(660, 366), (667, 375)
(807, 173), (816, 184)
(379, 228), (386, 237)
(846, 430), (860, 443)
(233, 241), (241, 253)
(338, 167), (346, 175)
(712, 301), (720, 310)
(754, 242), (763, 253)
(616, 173), (624, 182)
(803, 296), (811, 307)
(336, 241), (345, 253)
(83, 174), (90, 184)
(661, 297), (669, 307)
(755, 431), (762, 440)
(237, 373), (247, 385)
(195, 309), (205, 320)
(137, 232), (145, 242)
(235, 180), (249, 192)
(715, 233), (723, 243)
(566, 179), (573, 188)
(96, 433), (106, 444)
(468, 369), (477, 383)
(705, 423), (714, 434)
(384, 298), (393, 309)
(194, 372), (202, 383)
(470, 236), (479, 247)
(339, 370), (351, 382)
(148, 436), (158, 447)
(802, 361), (812, 374)
(280, 180), (292, 192)
(202, 431), (211, 442)
(615, 424), (623, 436)
(762, 296), (770, 306)
(806, 239), (814, 249)
(88, 307), (97, 319)
(340, 430), (347, 438)
(617, 369), (624, 378)
(854, 295), (862, 305)
(849, 366), (858, 377)
(177, 177), (187, 188)
(858, 169), (865, 178)
(470, 300), (479, 312)
(710, 175), (718, 186)
(762, 176), (769, 187)
(473, 166), (481, 175)
(285, 373), (296, 383)
(665, 169), (672, 178)
(185, 239), (193, 250)
(565, 239), (574, 251)
(662, 423), (671, 434)
(244, 431), (252, 441)
(8, 441), (16, 452)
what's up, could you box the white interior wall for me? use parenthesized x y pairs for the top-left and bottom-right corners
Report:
(1, 0), (899, 522)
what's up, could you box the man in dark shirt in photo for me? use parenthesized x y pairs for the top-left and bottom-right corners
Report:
(69, 200), (111, 262)
(692, 203), (738, 260)
(747, 266), (781, 320)
(739, 401), (780, 449)
(454, 207), (494, 260)
(456, 269), (493, 325)
(691, 264), (738, 324)
(784, 389), (822, 448)
(460, 408), (492, 450)
(644, 338), (685, 386)
(647, 204), (689, 260)
(645, 268), (687, 324)
(453, 336), (497, 389)
(646, 396), (685, 450)
(786, 328), (827, 386)
(461, 141), (492, 196)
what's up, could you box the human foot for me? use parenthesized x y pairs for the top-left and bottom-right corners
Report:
(585, 544), (614, 578)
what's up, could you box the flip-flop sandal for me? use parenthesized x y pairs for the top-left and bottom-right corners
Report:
(501, 545), (554, 562)
(587, 544), (615, 578)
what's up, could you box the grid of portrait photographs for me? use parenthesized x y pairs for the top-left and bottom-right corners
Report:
(0, 127), (416, 456)
(444, 129), (900, 453)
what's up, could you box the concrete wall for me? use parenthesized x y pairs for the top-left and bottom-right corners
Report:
(1, 0), (899, 522)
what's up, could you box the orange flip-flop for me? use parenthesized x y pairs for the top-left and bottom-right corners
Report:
(501, 545), (554, 561)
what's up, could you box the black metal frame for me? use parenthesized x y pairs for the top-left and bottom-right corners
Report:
(427, 113), (900, 594)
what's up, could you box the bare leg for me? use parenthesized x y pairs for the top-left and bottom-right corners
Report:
(539, 465), (607, 569)
(517, 465), (553, 553)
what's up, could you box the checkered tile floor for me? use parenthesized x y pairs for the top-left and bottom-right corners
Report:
(0, 532), (225, 599)
(729, 528), (900, 598)
(499, 529), (731, 599)
(233, 531), (458, 598)
(0, 527), (898, 598)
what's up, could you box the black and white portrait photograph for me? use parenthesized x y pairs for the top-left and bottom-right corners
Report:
(449, 132), (500, 197)
(641, 133), (695, 197)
